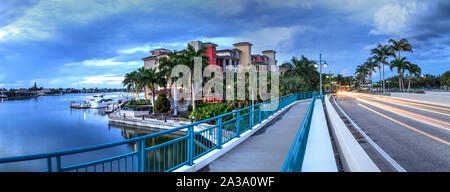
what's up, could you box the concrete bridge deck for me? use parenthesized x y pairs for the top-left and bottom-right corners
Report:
(200, 101), (310, 172)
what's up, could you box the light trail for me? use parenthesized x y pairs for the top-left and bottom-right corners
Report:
(356, 94), (450, 117)
(358, 103), (450, 146)
(379, 96), (450, 110)
(352, 95), (450, 132)
(379, 96), (450, 112)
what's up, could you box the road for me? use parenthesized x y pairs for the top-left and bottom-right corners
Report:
(333, 92), (450, 172)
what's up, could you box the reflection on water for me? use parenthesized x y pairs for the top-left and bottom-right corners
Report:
(0, 93), (185, 172)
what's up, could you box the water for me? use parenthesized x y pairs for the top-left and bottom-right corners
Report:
(0, 93), (183, 171)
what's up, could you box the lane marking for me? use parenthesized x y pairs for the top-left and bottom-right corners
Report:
(357, 103), (450, 146)
(353, 96), (450, 131)
(332, 97), (407, 172)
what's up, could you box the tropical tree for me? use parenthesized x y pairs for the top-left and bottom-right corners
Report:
(138, 67), (166, 114)
(159, 51), (182, 116)
(371, 43), (394, 92)
(179, 44), (210, 114)
(388, 38), (413, 60)
(388, 38), (413, 92)
(282, 56), (319, 91)
(343, 76), (353, 89)
(122, 71), (139, 100)
(364, 57), (378, 92)
(355, 65), (369, 89)
(390, 57), (411, 91)
(440, 71), (450, 86)
(335, 74), (344, 90)
(280, 75), (308, 96)
(405, 63), (421, 92)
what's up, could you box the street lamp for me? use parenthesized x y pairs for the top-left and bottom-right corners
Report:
(313, 53), (327, 95)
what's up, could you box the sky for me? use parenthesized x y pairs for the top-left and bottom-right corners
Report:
(0, 0), (449, 89)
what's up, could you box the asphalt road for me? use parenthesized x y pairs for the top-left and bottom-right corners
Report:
(333, 92), (450, 172)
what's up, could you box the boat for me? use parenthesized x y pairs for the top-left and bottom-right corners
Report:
(86, 95), (117, 109)
(0, 95), (7, 98)
(105, 103), (119, 114)
(70, 100), (91, 109)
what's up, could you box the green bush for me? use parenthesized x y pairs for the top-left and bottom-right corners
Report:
(154, 93), (171, 113)
(189, 103), (232, 121)
(188, 103), (209, 111)
(124, 99), (150, 106)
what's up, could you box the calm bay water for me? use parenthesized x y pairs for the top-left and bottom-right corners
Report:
(0, 93), (180, 171)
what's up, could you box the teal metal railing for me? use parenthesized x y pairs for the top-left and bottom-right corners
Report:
(0, 92), (315, 172)
(281, 93), (319, 172)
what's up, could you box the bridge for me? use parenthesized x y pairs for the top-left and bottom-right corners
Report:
(1, 91), (448, 172)
(0, 92), (323, 172)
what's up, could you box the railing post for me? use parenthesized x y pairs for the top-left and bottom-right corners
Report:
(217, 118), (223, 149)
(55, 156), (61, 172)
(258, 105), (262, 124)
(135, 139), (146, 172)
(136, 140), (141, 172)
(140, 139), (146, 172)
(236, 111), (241, 138)
(249, 107), (254, 130)
(187, 126), (194, 166)
(47, 157), (52, 172)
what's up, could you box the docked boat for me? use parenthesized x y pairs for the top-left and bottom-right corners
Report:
(0, 95), (7, 98)
(105, 103), (119, 114)
(86, 95), (116, 109)
(70, 100), (91, 109)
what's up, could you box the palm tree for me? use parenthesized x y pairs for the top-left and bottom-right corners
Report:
(390, 57), (411, 92)
(388, 38), (413, 60)
(158, 51), (181, 116)
(179, 44), (210, 114)
(406, 63), (421, 92)
(135, 67), (148, 100)
(355, 65), (369, 89)
(138, 67), (166, 114)
(364, 57), (378, 92)
(388, 38), (413, 92)
(282, 56), (319, 90)
(122, 71), (139, 100)
(371, 43), (394, 93)
(336, 74), (344, 90)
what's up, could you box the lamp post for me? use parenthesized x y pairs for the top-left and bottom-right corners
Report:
(313, 53), (327, 95)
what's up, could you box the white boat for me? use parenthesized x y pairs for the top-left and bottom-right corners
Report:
(70, 100), (91, 109)
(0, 95), (7, 98)
(105, 103), (119, 113)
(86, 95), (116, 108)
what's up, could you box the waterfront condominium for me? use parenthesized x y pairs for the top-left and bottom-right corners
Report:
(141, 40), (279, 103)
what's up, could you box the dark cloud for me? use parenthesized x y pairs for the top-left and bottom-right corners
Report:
(0, 0), (35, 27)
(407, 1), (450, 43)
(0, 0), (448, 88)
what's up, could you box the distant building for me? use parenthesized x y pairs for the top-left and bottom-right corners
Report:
(15, 90), (34, 97)
(37, 89), (52, 95)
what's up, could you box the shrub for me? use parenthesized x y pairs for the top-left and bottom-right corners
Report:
(124, 99), (150, 106)
(188, 103), (208, 111)
(124, 99), (152, 111)
(154, 93), (171, 113)
(189, 103), (232, 121)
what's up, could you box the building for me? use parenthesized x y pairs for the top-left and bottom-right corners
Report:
(141, 40), (278, 104)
